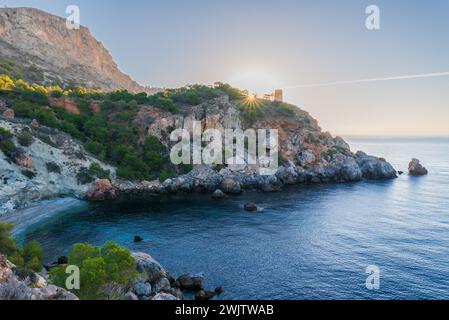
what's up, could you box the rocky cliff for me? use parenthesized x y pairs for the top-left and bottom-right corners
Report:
(110, 95), (397, 198)
(0, 7), (158, 93)
(0, 89), (398, 212)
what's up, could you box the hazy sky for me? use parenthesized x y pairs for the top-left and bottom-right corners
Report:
(2, 0), (449, 136)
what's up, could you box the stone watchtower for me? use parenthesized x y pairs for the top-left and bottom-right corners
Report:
(274, 89), (283, 102)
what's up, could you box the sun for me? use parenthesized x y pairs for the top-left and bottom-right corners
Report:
(244, 93), (260, 108)
(228, 69), (278, 96)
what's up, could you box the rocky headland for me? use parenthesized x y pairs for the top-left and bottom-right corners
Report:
(1, 93), (398, 214)
(0, 7), (397, 216)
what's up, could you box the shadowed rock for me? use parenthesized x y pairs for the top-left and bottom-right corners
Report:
(408, 159), (428, 176)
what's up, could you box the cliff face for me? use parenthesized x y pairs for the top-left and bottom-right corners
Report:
(123, 96), (397, 196)
(0, 7), (158, 93)
(0, 116), (115, 214)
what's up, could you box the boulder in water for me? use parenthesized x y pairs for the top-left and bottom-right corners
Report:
(408, 159), (428, 176)
(57, 256), (68, 265)
(244, 203), (258, 212)
(212, 189), (226, 199)
(177, 274), (204, 291)
(195, 290), (215, 301)
(214, 286), (224, 295)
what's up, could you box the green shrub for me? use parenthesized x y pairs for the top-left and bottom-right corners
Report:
(185, 91), (201, 105)
(0, 223), (44, 273)
(0, 223), (20, 257)
(21, 170), (36, 179)
(50, 242), (136, 300)
(17, 130), (33, 147)
(31, 108), (58, 128)
(88, 162), (110, 179)
(46, 161), (61, 174)
(0, 140), (17, 159)
(180, 163), (193, 174)
(50, 90), (63, 98)
(159, 170), (171, 182)
(85, 140), (106, 158)
(76, 168), (94, 185)
(76, 163), (110, 184)
(0, 127), (13, 140)
(22, 240), (44, 272)
(12, 101), (34, 118)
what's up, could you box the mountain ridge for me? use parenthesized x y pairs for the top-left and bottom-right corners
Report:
(0, 7), (159, 93)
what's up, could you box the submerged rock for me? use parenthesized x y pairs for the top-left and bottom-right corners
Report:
(408, 159), (428, 176)
(57, 256), (68, 265)
(244, 203), (258, 212)
(195, 290), (216, 301)
(212, 189), (226, 199)
(177, 274), (204, 291)
(134, 235), (143, 243)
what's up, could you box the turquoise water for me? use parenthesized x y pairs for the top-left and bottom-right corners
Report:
(21, 137), (449, 299)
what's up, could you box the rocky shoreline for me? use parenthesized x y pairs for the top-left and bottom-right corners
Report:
(87, 152), (398, 202)
(0, 251), (220, 301)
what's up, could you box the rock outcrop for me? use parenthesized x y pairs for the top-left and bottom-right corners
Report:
(0, 255), (78, 300)
(86, 179), (117, 201)
(0, 7), (159, 93)
(0, 117), (115, 214)
(408, 158), (428, 176)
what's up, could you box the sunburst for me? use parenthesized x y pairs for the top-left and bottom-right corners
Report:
(243, 93), (261, 109)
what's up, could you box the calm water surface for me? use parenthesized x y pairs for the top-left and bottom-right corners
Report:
(20, 137), (449, 299)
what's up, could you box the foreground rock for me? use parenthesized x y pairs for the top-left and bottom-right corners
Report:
(0, 255), (78, 300)
(152, 293), (177, 300)
(408, 159), (428, 176)
(132, 252), (166, 279)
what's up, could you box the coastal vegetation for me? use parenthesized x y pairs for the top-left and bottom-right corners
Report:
(49, 242), (137, 300)
(0, 74), (253, 181)
(0, 222), (44, 273)
(0, 222), (138, 300)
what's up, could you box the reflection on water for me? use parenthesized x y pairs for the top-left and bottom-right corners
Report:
(21, 137), (449, 299)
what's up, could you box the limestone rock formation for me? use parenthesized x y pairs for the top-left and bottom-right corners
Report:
(0, 118), (115, 214)
(0, 7), (159, 93)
